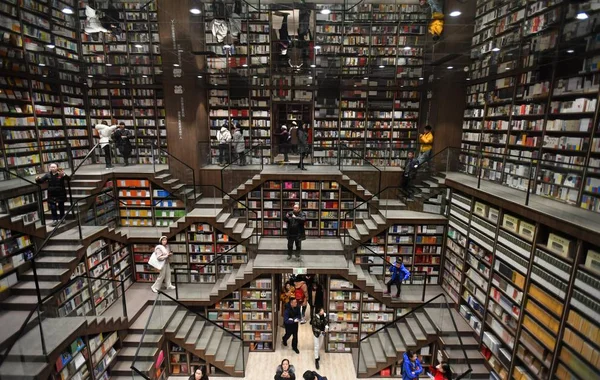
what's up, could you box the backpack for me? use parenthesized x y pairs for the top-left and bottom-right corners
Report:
(295, 288), (305, 302)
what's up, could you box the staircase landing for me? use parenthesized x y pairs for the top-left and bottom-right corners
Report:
(253, 254), (347, 272)
(257, 237), (344, 255)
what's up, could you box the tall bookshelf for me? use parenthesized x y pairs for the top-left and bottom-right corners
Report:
(463, 0), (600, 213)
(168, 342), (224, 377)
(444, 188), (600, 380)
(0, 226), (34, 294)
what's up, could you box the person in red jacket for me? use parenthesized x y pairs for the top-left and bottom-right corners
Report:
(429, 362), (452, 380)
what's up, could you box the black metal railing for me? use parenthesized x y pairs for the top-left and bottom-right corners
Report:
(150, 142), (198, 202)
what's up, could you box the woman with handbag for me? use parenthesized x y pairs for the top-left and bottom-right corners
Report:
(151, 236), (176, 293)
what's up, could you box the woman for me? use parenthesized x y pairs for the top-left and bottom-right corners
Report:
(430, 362), (452, 380)
(189, 365), (209, 380)
(297, 124), (308, 170)
(217, 124), (232, 165)
(280, 282), (296, 317)
(36, 163), (70, 227)
(151, 236), (176, 293)
(402, 350), (423, 380)
(311, 307), (329, 369)
(94, 121), (118, 169)
(274, 358), (296, 380)
(232, 125), (245, 165)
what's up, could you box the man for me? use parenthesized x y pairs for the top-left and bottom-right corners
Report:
(278, 125), (290, 162)
(231, 124), (245, 165)
(384, 259), (410, 298)
(112, 122), (133, 166)
(217, 124), (232, 165)
(95, 120), (118, 169)
(402, 151), (419, 196)
(284, 203), (306, 260)
(417, 125), (434, 166)
(310, 307), (329, 369)
(35, 163), (69, 227)
(282, 297), (301, 354)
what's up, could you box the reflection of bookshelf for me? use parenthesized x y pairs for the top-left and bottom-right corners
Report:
(0, 226), (34, 293)
(327, 278), (361, 353)
(116, 179), (185, 227)
(242, 277), (275, 352)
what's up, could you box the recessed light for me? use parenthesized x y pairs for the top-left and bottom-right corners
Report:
(142, 75), (148, 78)
(39, 63), (45, 67)
(419, 77), (424, 80)
(363, 77), (368, 80)
(449, 11), (462, 17)
(403, 46), (411, 50)
(190, 8), (201, 15)
(308, 76), (312, 79)
(379, 65), (385, 68)
(88, 74), (93, 78)
(173, 63), (179, 67)
(42, 74), (47, 78)
(491, 47), (500, 52)
(320, 9), (331, 15)
(576, 12), (588, 20)
(253, 76), (258, 79)
(106, 63), (112, 66)
(567, 49), (574, 53)
(310, 64), (316, 68)
(121, 82), (125, 86)
(447, 66), (453, 69)
(197, 75), (202, 78)
(261, 83), (264, 86)
(242, 63), (248, 67)
(466, 78), (471, 81)
(62, 7), (74, 14)
(314, 45), (321, 50)
(46, 44), (55, 49)
(134, 44), (143, 48)
(353, 85), (357, 87)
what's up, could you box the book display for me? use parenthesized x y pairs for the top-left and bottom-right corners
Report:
(0, 226), (34, 293)
(462, 0), (600, 213)
(89, 331), (119, 380)
(82, 180), (117, 228)
(168, 342), (222, 376)
(444, 188), (600, 379)
(54, 337), (89, 380)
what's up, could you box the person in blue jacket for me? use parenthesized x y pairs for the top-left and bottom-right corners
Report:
(384, 259), (410, 298)
(403, 350), (423, 380)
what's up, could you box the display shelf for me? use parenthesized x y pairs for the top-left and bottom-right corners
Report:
(54, 337), (89, 380)
(327, 278), (360, 353)
(0, 226), (34, 292)
(242, 277), (274, 351)
(89, 331), (119, 380)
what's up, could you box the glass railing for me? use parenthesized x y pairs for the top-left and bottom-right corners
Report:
(221, 144), (264, 193)
(149, 142), (199, 204)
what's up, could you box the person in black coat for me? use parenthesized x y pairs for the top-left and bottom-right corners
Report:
(282, 298), (301, 354)
(112, 122), (133, 166)
(310, 307), (329, 369)
(189, 365), (209, 380)
(309, 281), (324, 321)
(284, 204), (306, 260)
(36, 163), (70, 227)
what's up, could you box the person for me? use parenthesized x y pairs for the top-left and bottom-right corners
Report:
(290, 121), (299, 153)
(302, 370), (327, 380)
(189, 365), (209, 380)
(232, 125), (245, 165)
(217, 124), (232, 165)
(95, 121), (118, 168)
(280, 281), (296, 315)
(384, 259), (410, 298)
(309, 281), (324, 321)
(429, 362), (452, 380)
(284, 204), (306, 260)
(282, 298), (301, 354)
(112, 122), (133, 166)
(274, 358), (296, 380)
(417, 125), (434, 166)
(278, 125), (290, 162)
(403, 350), (423, 380)
(310, 307), (329, 369)
(35, 163), (70, 227)
(297, 124), (308, 170)
(403, 151), (419, 196)
(151, 236), (176, 293)
(295, 285), (307, 323)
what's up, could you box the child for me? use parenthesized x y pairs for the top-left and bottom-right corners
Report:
(402, 350), (423, 380)
(429, 362), (452, 380)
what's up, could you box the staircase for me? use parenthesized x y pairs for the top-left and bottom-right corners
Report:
(153, 169), (199, 209)
(355, 305), (489, 379)
(402, 173), (448, 215)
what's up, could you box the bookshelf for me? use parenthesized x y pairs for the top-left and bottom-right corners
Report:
(463, 0), (600, 213)
(83, 180), (117, 228)
(0, 226), (34, 293)
(53, 337), (89, 380)
(116, 179), (185, 227)
(327, 278), (361, 353)
(89, 331), (119, 380)
(168, 342), (222, 377)
(443, 188), (600, 379)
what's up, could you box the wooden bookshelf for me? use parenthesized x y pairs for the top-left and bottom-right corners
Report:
(116, 179), (185, 227)
(0, 226), (34, 293)
(89, 331), (119, 380)
(53, 337), (89, 380)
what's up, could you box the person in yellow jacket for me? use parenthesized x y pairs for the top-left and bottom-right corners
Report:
(417, 125), (434, 165)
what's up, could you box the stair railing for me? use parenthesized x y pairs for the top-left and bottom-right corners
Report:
(220, 144), (264, 193)
(69, 142), (101, 178)
(0, 168), (46, 227)
(0, 274), (127, 368)
(356, 293), (472, 379)
(338, 142), (383, 195)
(150, 142), (197, 202)
(131, 290), (246, 378)
(172, 234), (253, 300)
(130, 290), (163, 380)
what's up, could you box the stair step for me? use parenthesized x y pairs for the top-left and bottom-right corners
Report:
(450, 363), (489, 378)
(155, 174), (171, 180)
(355, 223), (369, 236)
(175, 315), (197, 340)
(406, 316), (426, 342)
(415, 311), (437, 336)
(225, 217), (239, 229)
(22, 267), (69, 280)
(215, 335), (233, 362)
(386, 328), (406, 353)
(354, 264), (366, 281)
(361, 340), (376, 369)
(241, 227), (253, 240)
(112, 360), (153, 376)
(186, 320), (206, 345)
(226, 340), (242, 368)
(233, 222), (245, 234)
(358, 348), (367, 374)
(123, 333), (162, 347)
(205, 329), (224, 357)
(234, 344), (247, 373)
(1, 295), (39, 309)
(118, 346), (158, 360)
(347, 261), (357, 275)
(217, 212), (231, 224)
(35, 255), (77, 266)
(163, 179), (178, 185)
(378, 329), (396, 358)
(369, 336), (386, 363)
(11, 280), (59, 295)
(342, 175), (350, 181)
(439, 335), (479, 347)
(196, 325), (215, 351)
(172, 184), (184, 190)
(372, 214), (385, 225)
(363, 218), (377, 230)
(165, 310), (187, 334)
(347, 228), (360, 243)
(396, 321), (416, 347)
(446, 348), (485, 361)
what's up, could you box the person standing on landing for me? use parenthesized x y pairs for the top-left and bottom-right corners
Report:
(311, 307), (329, 369)
(417, 125), (434, 166)
(95, 121), (118, 169)
(36, 163), (69, 227)
(403, 350), (423, 380)
(284, 204), (306, 260)
(112, 122), (133, 166)
(217, 125), (232, 166)
(151, 236), (176, 293)
(232, 125), (246, 165)
(282, 298), (301, 354)
(290, 121), (299, 153)
(297, 124), (308, 170)
(278, 125), (290, 162)
(384, 259), (410, 298)
(402, 151), (419, 196)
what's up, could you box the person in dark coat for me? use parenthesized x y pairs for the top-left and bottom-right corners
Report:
(284, 204), (306, 260)
(384, 259), (410, 298)
(310, 307), (329, 369)
(112, 122), (133, 166)
(278, 125), (290, 162)
(189, 365), (209, 380)
(274, 358), (296, 380)
(297, 124), (308, 170)
(282, 298), (301, 354)
(302, 370), (327, 380)
(402, 151), (419, 196)
(290, 121), (299, 153)
(36, 163), (70, 227)
(309, 281), (324, 320)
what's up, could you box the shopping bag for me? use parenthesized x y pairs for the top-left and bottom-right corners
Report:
(148, 251), (165, 271)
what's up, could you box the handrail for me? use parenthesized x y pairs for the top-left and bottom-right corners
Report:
(151, 142), (197, 201)
(459, 146), (588, 168)
(338, 142), (383, 194)
(71, 142), (101, 178)
(220, 144), (263, 191)
(0, 168), (47, 226)
(356, 293), (472, 379)
(130, 291), (161, 380)
(0, 274), (127, 367)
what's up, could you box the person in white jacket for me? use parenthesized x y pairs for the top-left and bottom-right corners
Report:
(151, 236), (176, 293)
(95, 121), (118, 168)
(217, 125), (232, 165)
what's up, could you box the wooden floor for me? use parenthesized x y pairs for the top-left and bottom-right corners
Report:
(169, 319), (361, 380)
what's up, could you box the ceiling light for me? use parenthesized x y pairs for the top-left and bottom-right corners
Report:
(142, 75), (148, 78)
(466, 78), (471, 81)
(449, 11), (462, 17)
(314, 45), (321, 50)
(353, 85), (357, 87)
(197, 75), (202, 78)
(242, 63), (248, 67)
(363, 77), (368, 80)
(491, 47), (500, 52)
(567, 49), (574, 53)
(134, 44), (142, 48)
(42, 74), (47, 78)
(403, 46), (411, 50)
(121, 82), (125, 86)
(310, 64), (316, 68)
(190, 8), (201, 15)
(39, 63), (45, 67)
(253, 76), (258, 79)
(106, 63), (112, 66)
(308, 76), (312, 79)
(576, 12), (588, 20)
(62, 7), (74, 14)
(88, 74), (93, 78)
(46, 44), (55, 49)
(173, 63), (179, 67)
(261, 83), (264, 86)
(447, 66), (453, 69)
(320, 9), (331, 15)
(419, 77), (424, 80)
(379, 65), (385, 68)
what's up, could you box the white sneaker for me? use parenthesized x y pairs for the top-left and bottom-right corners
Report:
(151, 286), (158, 293)
(166, 285), (176, 290)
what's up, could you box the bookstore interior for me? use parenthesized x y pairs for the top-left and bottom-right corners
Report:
(1, 0), (600, 379)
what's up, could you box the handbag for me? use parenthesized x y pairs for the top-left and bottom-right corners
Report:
(148, 250), (165, 271)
